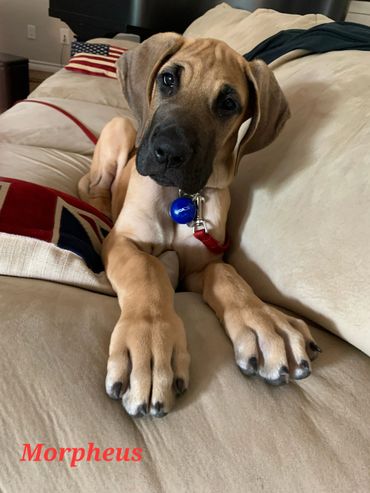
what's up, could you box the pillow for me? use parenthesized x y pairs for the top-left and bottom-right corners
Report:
(183, 3), (331, 54)
(65, 41), (126, 79)
(0, 177), (114, 295)
(227, 48), (370, 357)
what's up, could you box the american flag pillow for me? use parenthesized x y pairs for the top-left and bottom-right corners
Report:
(65, 41), (127, 79)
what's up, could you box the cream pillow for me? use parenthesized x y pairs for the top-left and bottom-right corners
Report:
(227, 49), (370, 357)
(184, 3), (331, 54)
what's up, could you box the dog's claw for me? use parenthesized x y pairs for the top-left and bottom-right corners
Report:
(132, 403), (148, 418)
(309, 341), (322, 353)
(265, 365), (290, 386)
(151, 401), (168, 418)
(238, 356), (258, 376)
(308, 341), (322, 361)
(110, 382), (122, 400)
(174, 378), (186, 395)
(248, 357), (258, 374)
(293, 359), (311, 380)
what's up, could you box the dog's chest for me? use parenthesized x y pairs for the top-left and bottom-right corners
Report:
(115, 172), (230, 277)
(172, 188), (230, 276)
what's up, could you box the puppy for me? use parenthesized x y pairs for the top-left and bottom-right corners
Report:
(79, 33), (320, 418)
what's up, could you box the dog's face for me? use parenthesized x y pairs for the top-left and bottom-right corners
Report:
(117, 33), (290, 194)
(135, 40), (249, 194)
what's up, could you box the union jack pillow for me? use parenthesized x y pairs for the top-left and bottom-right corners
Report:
(65, 41), (127, 79)
(0, 177), (114, 295)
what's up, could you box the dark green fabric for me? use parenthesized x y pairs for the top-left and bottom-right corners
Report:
(244, 22), (370, 64)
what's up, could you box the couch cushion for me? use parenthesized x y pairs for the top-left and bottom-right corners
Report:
(1, 276), (369, 492)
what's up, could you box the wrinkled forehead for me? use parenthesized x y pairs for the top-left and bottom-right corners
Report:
(163, 38), (248, 101)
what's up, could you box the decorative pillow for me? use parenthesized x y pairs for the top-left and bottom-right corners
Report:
(0, 177), (114, 295)
(65, 42), (126, 79)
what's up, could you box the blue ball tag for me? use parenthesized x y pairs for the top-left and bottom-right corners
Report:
(169, 196), (197, 224)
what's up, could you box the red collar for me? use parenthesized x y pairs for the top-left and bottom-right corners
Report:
(193, 228), (229, 255)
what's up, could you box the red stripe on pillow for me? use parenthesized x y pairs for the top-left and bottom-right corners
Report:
(67, 59), (117, 72)
(65, 44), (127, 79)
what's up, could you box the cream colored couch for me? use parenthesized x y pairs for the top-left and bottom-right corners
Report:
(0, 5), (369, 492)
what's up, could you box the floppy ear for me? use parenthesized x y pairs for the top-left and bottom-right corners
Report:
(116, 32), (184, 145)
(235, 59), (290, 166)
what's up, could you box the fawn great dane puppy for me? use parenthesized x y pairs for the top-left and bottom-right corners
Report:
(79, 33), (321, 418)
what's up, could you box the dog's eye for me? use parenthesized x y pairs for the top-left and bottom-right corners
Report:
(214, 86), (241, 119)
(221, 98), (237, 112)
(162, 72), (175, 87)
(158, 68), (181, 97)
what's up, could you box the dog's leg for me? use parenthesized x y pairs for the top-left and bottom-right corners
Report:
(78, 117), (136, 218)
(187, 261), (320, 385)
(102, 232), (190, 417)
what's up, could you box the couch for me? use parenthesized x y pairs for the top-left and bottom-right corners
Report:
(0, 4), (369, 492)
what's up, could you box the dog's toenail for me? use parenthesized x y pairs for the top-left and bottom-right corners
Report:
(238, 357), (258, 376)
(174, 378), (186, 395)
(134, 403), (148, 417)
(309, 341), (322, 353)
(152, 402), (167, 418)
(154, 401), (163, 412)
(294, 359), (311, 380)
(266, 374), (288, 386)
(248, 357), (258, 373)
(111, 382), (122, 400)
(279, 365), (289, 376)
(265, 366), (290, 386)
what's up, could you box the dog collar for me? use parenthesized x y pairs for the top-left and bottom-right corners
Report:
(169, 191), (229, 255)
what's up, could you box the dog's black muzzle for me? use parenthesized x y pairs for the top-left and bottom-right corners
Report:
(136, 110), (214, 194)
(151, 123), (194, 170)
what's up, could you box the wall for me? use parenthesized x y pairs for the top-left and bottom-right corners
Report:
(0, 0), (73, 71)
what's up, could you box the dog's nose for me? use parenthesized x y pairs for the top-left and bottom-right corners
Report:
(153, 139), (188, 168)
(151, 121), (194, 169)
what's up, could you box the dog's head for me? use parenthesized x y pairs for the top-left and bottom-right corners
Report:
(117, 33), (290, 194)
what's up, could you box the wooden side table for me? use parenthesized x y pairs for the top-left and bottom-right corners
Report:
(0, 53), (29, 113)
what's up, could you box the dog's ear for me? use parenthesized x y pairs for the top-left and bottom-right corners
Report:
(235, 59), (290, 167)
(116, 33), (184, 145)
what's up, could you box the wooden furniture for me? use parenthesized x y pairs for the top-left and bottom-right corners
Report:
(49, 0), (351, 41)
(0, 53), (29, 113)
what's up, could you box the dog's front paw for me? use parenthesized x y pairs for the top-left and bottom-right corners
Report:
(105, 312), (190, 417)
(228, 303), (321, 385)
